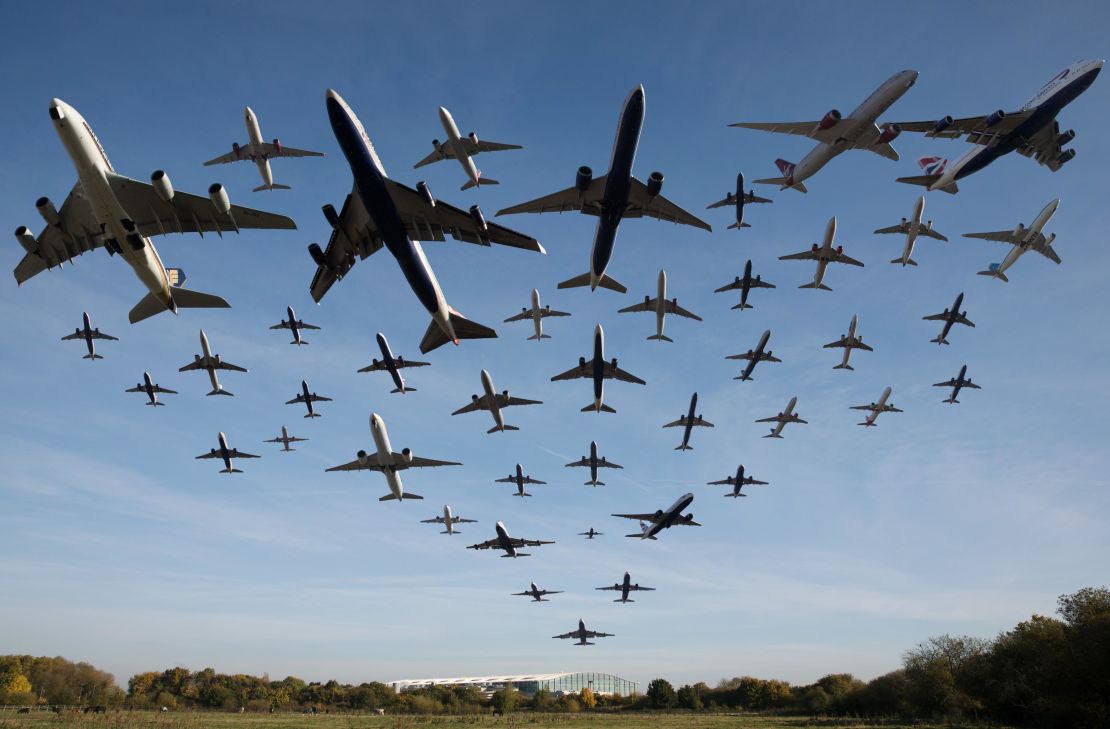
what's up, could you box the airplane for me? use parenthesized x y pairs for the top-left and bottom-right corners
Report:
(513, 583), (563, 602)
(596, 572), (655, 603)
(357, 332), (430, 393)
(714, 259), (775, 311)
(579, 528), (603, 539)
(823, 314), (873, 371)
(125, 372), (177, 406)
(923, 292), (975, 345)
(414, 107), (522, 190)
(467, 521), (554, 558)
(495, 464), (546, 497)
(195, 431), (259, 474)
(851, 386), (903, 427)
(14, 99), (296, 324)
(61, 312), (117, 359)
(613, 492), (700, 540)
(420, 505), (476, 535)
(178, 329), (247, 396)
(269, 305), (320, 345)
(503, 289), (571, 341)
(873, 196), (949, 266)
(706, 173), (772, 229)
(934, 365), (981, 404)
(565, 441), (622, 486)
(552, 618), (613, 646)
(550, 324), (646, 413)
(203, 106), (325, 191)
(286, 379), (332, 418)
(707, 465), (769, 499)
(307, 90), (543, 354)
(497, 85), (711, 293)
(264, 425), (307, 452)
(965, 199), (1062, 282)
(892, 60), (1103, 193)
(450, 369), (542, 433)
(618, 269), (702, 342)
(726, 329), (781, 382)
(663, 392), (714, 451)
(756, 396), (807, 439)
(779, 217), (864, 290)
(325, 413), (460, 501)
(731, 70), (918, 192)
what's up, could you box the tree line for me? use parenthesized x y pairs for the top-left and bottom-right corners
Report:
(2, 586), (1106, 727)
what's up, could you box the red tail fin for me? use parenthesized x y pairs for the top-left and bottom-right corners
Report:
(774, 159), (796, 178)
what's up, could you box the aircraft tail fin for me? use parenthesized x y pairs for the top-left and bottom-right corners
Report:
(420, 309), (498, 354)
(731, 302), (753, 310)
(581, 402), (616, 413)
(798, 282), (833, 291)
(527, 333), (552, 341)
(833, 363), (855, 371)
(558, 271), (627, 293)
(254, 183), (292, 192)
(727, 222), (752, 230)
(489, 424), (520, 434)
(82, 353), (103, 360)
(207, 388), (233, 397)
(390, 386), (418, 393)
(646, 333), (673, 342)
(461, 177), (499, 191)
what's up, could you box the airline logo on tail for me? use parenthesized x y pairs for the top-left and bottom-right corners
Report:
(774, 158), (796, 180)
(918, 156), (947, 176)
(165, 268), (187, 287)
(988, 263), (1001, 272)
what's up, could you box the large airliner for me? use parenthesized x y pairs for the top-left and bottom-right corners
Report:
(965, 199), (1061, 282)
(892, 60), (1102, 193)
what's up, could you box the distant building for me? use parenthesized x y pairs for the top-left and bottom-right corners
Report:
(387, 672), (637, 697)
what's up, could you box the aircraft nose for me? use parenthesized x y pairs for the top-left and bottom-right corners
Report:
(49, 98), (67, 121)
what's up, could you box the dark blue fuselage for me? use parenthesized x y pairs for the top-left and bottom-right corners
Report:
(375, 332), (404, 390)
(591, 87), (645, 278)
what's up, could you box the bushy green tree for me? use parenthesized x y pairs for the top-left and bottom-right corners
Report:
(646, 678), (677, 708)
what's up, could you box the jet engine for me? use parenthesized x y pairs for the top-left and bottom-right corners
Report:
(985, 109), (1006, 127)
(36, 197), (60, 226)
(151, 170), (174, 203)
(399, 448), (413, 464)
(576, 166), (593, 191)
(1056, 149), (1076, 166)
(930, 115), (954, 135)
(646, 171), (664, 197)
(322, 203), (340, 228)
(357, 450), (369, 464)
(416, 180), (436, 207)
(232, 142), (241, 157)
(836, 245), (844, 255)
(468, 204), (488, 232)
(208, 183), (231, 215)
(431, 138), (441, 151)
(502, 389), (510, 400)
(1056, 129), (1075, 147)
(272, 138), (283, 155)
(578, 356), (586, 367)
(610, 357), (618, 368)
(817, 109), (842, 130)
(877, 123), (901, 144)
(15, 226), (38, 254)
(468, 132), (478, 144)
(308, 243), (328, 268)
(471, 394), (479, 402)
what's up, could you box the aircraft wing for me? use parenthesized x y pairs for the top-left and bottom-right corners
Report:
(452, 517), (478, 524)
(540, 308), (571, 318)
(552, 630), (583, 640)
(706, 195), (736, 210)
(611, 512), (660, 522)
(583, 629), (613, 638)
(867, 142), (899, 161)
(204, 146), (250, 166)
(60, 331), (85, 341)
(618, 298), (657, 314)
(873, 223), (909, 235)
(451, 395), (492, 415)
(746, 478), (769, 486)
(497, 176), (608, 216)
(833, 252), (866, 267)
(932, 378), (958, 388)
(596, 584), (622, 591)
(497, 394), (543, 408)
(297, 322), (322, 330)
(746, 192), (773, 204)
(779, 249), (820, 262)
(518, 537), (554, 547)
(413, 147), (449, 168)
(750, 278), (776, 289)
(662, 416), (687, 428)
(963, 230), (1018, 244)
(603, 361), (646, 385)
(1016, 120), (1073, 172)
(893, 109), (1035, 143)
(629, 585), (655, 592)
(520, 476), (546, 485)
(468, 539), (501, 550)
(789, 415), (808, 424)
(469, 139), (522, 154)
(663, 301), (702, 320)
(503, 310), (533, 323)
(420, 516), (446, 524)
(152, 385), (177, 394)
(404, 454), (462, 468)
(922, 311), (950, 322)
(550, 361), (592, 381)
(955, 313), (975, 327)
(919, 228), (949, 242)
(124, 385), (145, 393)
(754, 415), (784, 423)
(325, 458), (383, 473)
(597, 459), (623, 469)
(308, 190), (384, 303)
(285, 394), (307, 405)
(729, 119), (846, 146)
(178, 358), (209, 372)
(13, 183), (108, 284)
(228, 449), (260, 459)
(269, 322), (293, 330)
(626, 177), (712, 231)
(256, 142), (325, 159)
(89, 331), (119, 341)
(850, 404), (878, 411)
(213, 360), (248, 373)
(195, 451), (222, 459)
(564, 458), (591, 468)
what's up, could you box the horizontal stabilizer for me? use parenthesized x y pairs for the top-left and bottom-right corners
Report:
(527, 333), (552, 341)
(675, 444), (693, 451)
(501, 552), (530, 557)
(558, 271), (626, 293)
(724, 493), (747, 498)
(753, 176), (808, 193)
(891, 257), (918, 266)
(833, 363), (855, 371)
(489, 424), (520, 433)
(441, 530), (460, 534)
(291, 339), (309, 345)
(727, 222), (752, 230)
(221, 468), (244, 474)
(944, 398), (959, 404)
(798, 282), (832, 291)
(147, 401), (165, 406)
(930, 337), (950, 345)
(461, 177), (499, 191)
(304, 412), (322, 418)
(207, 388), (233, 397)
(615, 598), (634, 603)
(646, 334), (674, 342)
(254, 183), (292, 192)
(378, 492), (424, 501)
(896, 175), (958, 194)
(390, 387), (418, 393)
(581, 402), (617, 413)
(132, 285), (231, 324)
(420, 310), (497, 354)
(763, 433), (783, 439)
(731, 302), (753, 310)
(977, 269), (1009, 282)
(513, 491), (532, 497)
(588, 480), (606, 487)
(82, 353), (103, 360)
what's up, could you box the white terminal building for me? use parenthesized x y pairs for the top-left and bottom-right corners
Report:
(387, 672), (637, 697)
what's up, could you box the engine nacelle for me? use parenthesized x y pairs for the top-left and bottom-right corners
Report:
(399, 447), (413, 464)
(432, 138), (441, 151)
(208, 184), (231, 215)
(817, 109), (842, 130)
(322, 203), (340, 228)
(646, 171), (663, 197)
(1056, 129), (1075, 147)
(1056, 149), (1076, 166)
(36, 197), (60, 226)
(836, 245), (844, 255)
(576, 165), (593, 192)
(416, 180), (436, 207)
(151, 170), (174, 203)
(357, 450), (369, 464)
(469, 205), (488, 233)
(1044, 232), (1057, 246)
(931, 115), (954, 135)
(610, 357), (618, 368)
(578, 356), (586, 367)
(273, 138), (283, 155)
(232, 142), (241, 157)
(471, 394), (479, 402)
(502, 389), (510, 400)
(468, 132), (478, 144)
(308, 242), (327, 267)
(877, 123), (901, 144)
(985, 109), (1006, 128)
(15, 226), (38, 254)
(810, 243), (819, 253)
(643, 295), (650, 304)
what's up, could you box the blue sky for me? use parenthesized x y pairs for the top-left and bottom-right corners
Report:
(2, 1), (1109, 690)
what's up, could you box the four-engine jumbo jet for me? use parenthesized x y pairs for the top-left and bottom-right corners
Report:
(414, 107), (522, 190)
(727, 329), (781, 382)
(357, 332), (430, 394)
(286, 379), (332, 418)
(421, 505), (476, 535)
(195, 431), (259, 474)
(874, 196), (949, 266)
(934, 364), (981, 404)
(708, 465), (769, 499)
(714, 259), (775, 311)
(468, 521), (554, 558)
(178, 330), (247, 396)
(706, 173), (772, 229)
(757, 396), (807, 439)
(451, 369), (542, 433)
(204, 106), (325, 191)
(308, 90), (543, 353)
(498, 85), (711, 293)
(565, 441), (622, 486)
(779, 217), (864, 291)
(851, 386), (903, 427)
(550, 324), (646, 413)
(823, 314), (873, 371)
(495, 464), (546, 497)
(503, 289), (571, 341)
(269, 306), (320, 345)
(892, 60), (1103, 193)
(14, 99), (296, 324)
(579, 528), (603, 539)
(125, 372), (177, 406)
(62, 312), (117, 360)
(264, 425), (307, 452)
(596, 572), (655, 603)
(663, 392), (714, 451)
(732, 70), (918, 192)
(618, 269), (702, 342)
(923, 292), (975, 345)
(513, 583), (563, 602)
(326, 413), (460, 501)
(552, 618), (613, 646)
(614, 492), (700, 540)
(965, 198), (1062, 282)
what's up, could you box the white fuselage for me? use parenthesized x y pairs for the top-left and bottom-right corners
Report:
(370, 413), (404, 499)
(899, 196), (927, 263)
(812, 217), (838, 287)
(529, 288), (544, 339)
(443, 505), (456, 534)
(481, 369), (505, 431)
(49, 99), (174, 309)
(279, 425), (292, 451)
(653, 269), (668, 338)
(199, 330), (223, 392)
(244, 107), (273, 188)
(217, 431), (233, 472)
(839, 315), (859, 368)
(438, 107), (481, 188)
